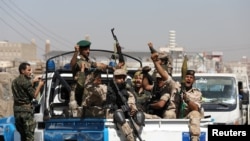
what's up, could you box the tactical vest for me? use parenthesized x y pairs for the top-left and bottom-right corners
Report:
(106, 82), (130, 111)
(149, 84), (170, 118)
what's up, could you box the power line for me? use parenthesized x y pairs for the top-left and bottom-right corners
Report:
(7, 0), (73, 48)
(0, 3), (64, 53)
(0, 16), (45, 53)
(1, 0), (72, 49)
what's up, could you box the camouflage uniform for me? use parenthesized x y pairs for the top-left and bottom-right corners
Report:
(180, 88), (202, 141)
(72, 54), (97, 106)
(132, 71), (160, 119)
(179, 70), (203, 141)
(82, 81), (107, 118)
(12, 74), (36, 141)
(106, 69), (141, 141)
(148, 73), (181, 119)
(132, 71), (151, 111)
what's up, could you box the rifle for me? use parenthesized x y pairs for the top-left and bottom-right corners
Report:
(148, 42), (157, 54)
(111, 28), (125, 67)
(179, 55), (188, 118)
(113, 80), (144, 141)
(181, 55), (188, 93)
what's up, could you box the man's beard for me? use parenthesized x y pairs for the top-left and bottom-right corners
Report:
(117, 83), (126, 89)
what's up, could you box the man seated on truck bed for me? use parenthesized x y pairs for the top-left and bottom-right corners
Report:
(141, 42), (181, 119)
(105, 69), (145, 141)
(179, 70), (203, 141)
(81, 70), (107, 118)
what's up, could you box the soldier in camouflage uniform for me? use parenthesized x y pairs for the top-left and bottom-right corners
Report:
(106, 69), (144, 141)
(142, 46), (181, 119)
(70, 40), (107, 106)
(179, 70), (203, 141)
(82, 70), (107, 118)
(132, 70), (161, 119)
(11, 62), (44, 141)
(132, 70), (151, 110)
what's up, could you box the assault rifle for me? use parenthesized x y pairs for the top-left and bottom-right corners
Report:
(113, 80), (144, 141)
(111, 28), (125, 67)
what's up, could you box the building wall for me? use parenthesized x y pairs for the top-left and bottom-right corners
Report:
(0, 41), (37, 61)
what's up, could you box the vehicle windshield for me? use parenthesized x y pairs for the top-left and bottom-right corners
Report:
(172, 75), (237, 111)
(194, 76), (237, 105)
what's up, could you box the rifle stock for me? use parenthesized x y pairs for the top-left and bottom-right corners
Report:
(113, 80), (144, 141)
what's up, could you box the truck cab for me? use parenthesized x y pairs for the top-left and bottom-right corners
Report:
(173, 73), (249, 125)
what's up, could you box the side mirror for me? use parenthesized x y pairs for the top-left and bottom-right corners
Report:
(241, 89), (249, 104)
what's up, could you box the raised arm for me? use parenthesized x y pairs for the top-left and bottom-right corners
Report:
(70, 45), (79, 68)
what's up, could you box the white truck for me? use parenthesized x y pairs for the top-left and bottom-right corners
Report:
(173, 73), (250, 125)
(0, 50), (212, 141)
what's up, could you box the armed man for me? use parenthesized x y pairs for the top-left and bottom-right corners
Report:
(105, 68), (145, 141)
(179, 69), (203, 141)
(142, 42), (181, 119)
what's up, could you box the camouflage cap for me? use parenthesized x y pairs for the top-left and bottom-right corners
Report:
(186, 70), (195, 76)
(134, 70), (142, 77)
(114, 69), (127, 76)
(155, 70), (168, 78)
(158, 52), (168, 59)
(77, 40), (91, 48)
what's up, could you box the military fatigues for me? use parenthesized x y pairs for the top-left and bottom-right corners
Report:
(72, 54), (97, 106)
(180, 88), (203, 141)
(11, 75), (36, 141)
(132, 71), (151, 111)
(106, 84), (138, 141)
(105, 69), (143, 141)
(82, 83), (107, 118)
(148, 76), (180, 119)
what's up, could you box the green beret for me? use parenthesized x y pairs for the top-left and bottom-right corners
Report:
(186, 70), (195, 76)
(77, 40), (91, 48)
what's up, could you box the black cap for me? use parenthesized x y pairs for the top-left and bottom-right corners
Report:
(186, 70), (195, 76)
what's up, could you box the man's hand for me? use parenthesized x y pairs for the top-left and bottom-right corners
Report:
(148, 42), (153, 48)
(141, 66), (151, 74)
(33, 75), (42, 82)
(183, 92), (190, 103)
(81, 62), (85, 72)
(74, 45), (79, 52)
(151, 52), (159, 62)
(130, 106), (137, 116)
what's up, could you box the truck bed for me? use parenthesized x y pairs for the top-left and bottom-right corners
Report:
(34, 118), (212, 141)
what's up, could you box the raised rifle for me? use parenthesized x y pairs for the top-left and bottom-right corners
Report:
(181, 55), (188, 93)
(113, 80), (144, 141)
(111, 28), (125, 67)
(148, 42), (157, 54)
(179, 55), (188, 118)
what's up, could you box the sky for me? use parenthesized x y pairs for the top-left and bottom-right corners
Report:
(0, 0), (249, 62)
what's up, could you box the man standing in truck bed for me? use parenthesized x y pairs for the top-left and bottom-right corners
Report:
(70, 40), (107, 106)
